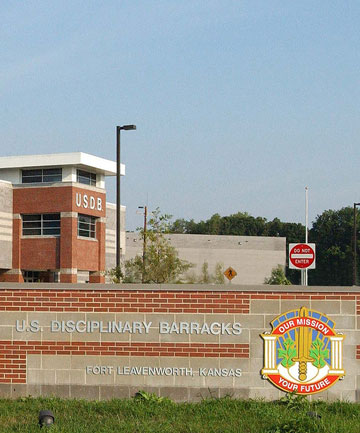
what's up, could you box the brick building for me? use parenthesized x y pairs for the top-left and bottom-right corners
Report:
(0, 152), (121, 283)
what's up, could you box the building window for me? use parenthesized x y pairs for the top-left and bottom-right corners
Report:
(78, 214), (96, 238)
(76, 169), (96, 186)
(23, 271), (40, 283)
(22, 214), (61, 236)
(22, 168), (62, 183)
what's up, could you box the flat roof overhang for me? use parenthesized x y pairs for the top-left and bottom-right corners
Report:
(0, 152), (120, 176)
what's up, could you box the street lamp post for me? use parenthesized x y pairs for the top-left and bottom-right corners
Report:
(116, 125), (136, 271)
(353, 202), (360, 286)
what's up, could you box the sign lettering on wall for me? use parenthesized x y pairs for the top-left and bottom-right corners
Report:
(14, 318), (245, 380)
(261, 306), (345, 395)
(75, 193), (102, 211)
(85, 365), (242, 378)
(15, 319), (243, 336)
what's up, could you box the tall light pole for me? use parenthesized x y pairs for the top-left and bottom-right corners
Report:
(116, 124), (136, 271)
(353, 202), (360, 286)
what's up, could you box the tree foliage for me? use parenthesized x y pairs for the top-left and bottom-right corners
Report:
(106, 266), (123, 283)
(123, 208), (192, 284)
(264, 266), (292, 285)
(184, 261), (225, 284)
(170, 213), (304, 242)
(309, 206), (358, 286)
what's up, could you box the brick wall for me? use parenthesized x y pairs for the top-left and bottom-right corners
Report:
(0, 289), (250, 313)
(0, 284), (358, 401)
(21, 238), (59, 270)
(13, 186), (106, 216)
(0, 288), (357, 313)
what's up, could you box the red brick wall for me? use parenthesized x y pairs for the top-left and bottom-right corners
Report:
(12, 219), (21, 270)
(13, 186), (106, 216)
(0, 289), (250, 313)
(14, 186), (73, 214)
(76, 239), (99, 271)
(97, 221), (105, 271)
(0, 289), (358, 313)
(59, 216), (77, 270)
(21, 238), (59, 270)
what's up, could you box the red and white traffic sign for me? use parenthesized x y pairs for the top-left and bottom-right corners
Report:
(289, 243), (316, 269)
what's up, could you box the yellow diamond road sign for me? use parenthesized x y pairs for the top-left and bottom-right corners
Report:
(224, 267), (237, 281)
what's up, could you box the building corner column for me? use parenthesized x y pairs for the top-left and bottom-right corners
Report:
(89, 217), (106, 284)
(3, 214), (24, 282)
(60, 212), (78, 283)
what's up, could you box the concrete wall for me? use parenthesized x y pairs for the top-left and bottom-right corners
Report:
(0, 168), (21, 184)
(0, 181), (13, 270)
(125, 233), (286, 284)
(105, 203), (126, 268)
(0, 283), (358, 402)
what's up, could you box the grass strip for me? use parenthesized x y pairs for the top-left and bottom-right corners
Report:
(0, 395), (359, 432)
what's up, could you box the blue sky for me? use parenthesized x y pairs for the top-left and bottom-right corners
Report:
(1, 1), (359, 231)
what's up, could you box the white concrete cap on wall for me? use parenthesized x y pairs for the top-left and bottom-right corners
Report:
(0, 152), (120, 176)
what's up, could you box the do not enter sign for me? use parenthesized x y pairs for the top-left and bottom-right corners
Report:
(289, 243), (316, 269)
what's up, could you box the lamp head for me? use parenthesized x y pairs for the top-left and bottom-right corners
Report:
(39, 410), (55, 428)
(119, 124), (136, 130)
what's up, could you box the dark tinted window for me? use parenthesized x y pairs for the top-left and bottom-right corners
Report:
(43, 168), (62, 182)
(77, 169), (96, 186)
(23, 271), (40, 283)
(78, 214), (96, 238)
(22, 168), (62, 183)
(23, 214), (60, 236)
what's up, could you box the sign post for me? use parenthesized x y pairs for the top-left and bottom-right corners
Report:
(289, 243), (316, 271)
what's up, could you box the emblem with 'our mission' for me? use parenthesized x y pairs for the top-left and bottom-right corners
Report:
(261, 307), (345, 395)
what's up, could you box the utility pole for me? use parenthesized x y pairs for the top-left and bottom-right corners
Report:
(138, 206), (148, 283)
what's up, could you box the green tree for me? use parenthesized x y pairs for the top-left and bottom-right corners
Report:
(309, 206), (358, 286)
(170, 212), (268, 236)
(213, 262), (225, 284)
(169, 218), (189, 234)
(184, 262), (225, 284)
(264, 265), (292, 285)
(170, 212), (304, 241)
(124, 208), (193, 284)
(199, 262), (211, 284)
(106, 266), (123, 283)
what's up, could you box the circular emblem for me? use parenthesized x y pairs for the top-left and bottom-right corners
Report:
(261, 307), (345, 395)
